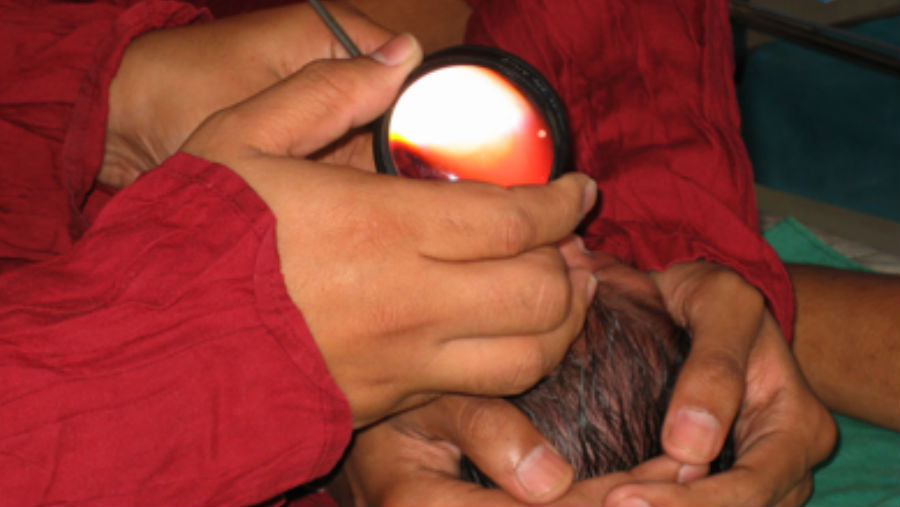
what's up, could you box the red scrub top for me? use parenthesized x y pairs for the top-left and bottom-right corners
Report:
(465, 0), (793, 340)
(0, 2), (349, 505)
(0, 0), (792, 504)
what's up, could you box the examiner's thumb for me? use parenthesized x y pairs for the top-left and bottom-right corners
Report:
(184, 33), (422, 162)
(419, 396), (575, 504)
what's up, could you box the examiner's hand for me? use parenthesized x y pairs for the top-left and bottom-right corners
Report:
(181, 34), (599, 428)
(604, 261), (837, 507)
(103, 1), (388, 188)
(343, 394), (690, 506)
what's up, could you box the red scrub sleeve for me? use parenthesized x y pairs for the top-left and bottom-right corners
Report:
(0, 153), (352, 506)
(0, 0), (208, 269)
(465, 0), (795, 339)
(0, 1), (351, 504)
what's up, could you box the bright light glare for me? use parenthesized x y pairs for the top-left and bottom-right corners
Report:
(389, 66), (530, 152)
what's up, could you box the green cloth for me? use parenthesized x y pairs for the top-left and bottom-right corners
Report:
(809, 415), (900, 507)
(763, 218), (900, 506)
(738, 17), (900, 221)
(765, 217), (869, 272)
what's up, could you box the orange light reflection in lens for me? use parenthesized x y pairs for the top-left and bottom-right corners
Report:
(388, 65), (553, 186)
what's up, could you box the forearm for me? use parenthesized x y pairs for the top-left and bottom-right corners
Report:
(789, 264), (900, 430)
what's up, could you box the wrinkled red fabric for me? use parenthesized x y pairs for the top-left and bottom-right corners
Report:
(465, 0), (794, 339)
(1, 0), (793, 505)
(0, 1), (351, 505)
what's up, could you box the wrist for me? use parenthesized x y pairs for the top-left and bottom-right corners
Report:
(103, 32), (164, 188)
(98, 3), (210, 188)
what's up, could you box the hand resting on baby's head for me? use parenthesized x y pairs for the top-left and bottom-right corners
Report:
(462, 277), (734, 483)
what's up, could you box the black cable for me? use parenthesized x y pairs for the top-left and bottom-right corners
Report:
(308, 0), (361, 57)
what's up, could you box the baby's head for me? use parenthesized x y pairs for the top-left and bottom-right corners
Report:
(462, 264), (733, 483)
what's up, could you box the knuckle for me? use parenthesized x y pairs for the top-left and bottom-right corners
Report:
(358, 281), (429, 339)
(207, 104), (251, 137)
(329, 200), (408, 255)
(454, 399), (503, 443)
(518, 255), (570, 331)
(304, 59), (350, 93)
(301, 59), (365, 112)
(690, 349), (746, 394)
(185, 105), (253, 158)
(604, 483), (648, 505)
(499, 340), (547, 394)
(496, 205), (536, 255)
(705, 269), (764, 308)
(675, 266), (765, 324)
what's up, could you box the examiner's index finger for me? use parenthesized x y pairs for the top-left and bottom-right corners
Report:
(411, 173), (597, 261)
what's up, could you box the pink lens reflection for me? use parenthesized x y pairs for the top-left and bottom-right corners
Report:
(388, 65), (554, 186)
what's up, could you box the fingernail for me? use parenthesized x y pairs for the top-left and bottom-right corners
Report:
(573, 235), (591, 255)
(370, 33), (416, 66)
(612, 498), (650, 507)
(516, 445), (571, 499)
(580, 179), (597, 218)
(586, 272), (598, 300)
(677, 463), (708, 483)
(668, 407), (721, 460)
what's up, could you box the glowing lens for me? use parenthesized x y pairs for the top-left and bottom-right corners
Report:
(387, 65), (554, 186)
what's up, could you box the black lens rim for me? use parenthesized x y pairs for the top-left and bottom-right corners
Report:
(373, 45), (571, 183)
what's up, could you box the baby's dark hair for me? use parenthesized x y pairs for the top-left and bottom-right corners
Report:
(462, 281), (733, 484)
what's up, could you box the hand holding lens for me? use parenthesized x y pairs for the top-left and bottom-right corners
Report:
(309, 0), (571, 186)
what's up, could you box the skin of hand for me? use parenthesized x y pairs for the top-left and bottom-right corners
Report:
(103, 1), (390, 188)
(308, 7), (840, 503)
(342, 394), (694, 507)
(339, 254), (838, 507)
(180, 33), (599, 428)
(334, 236), (585, 506)
(600, 261), (837, 507)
